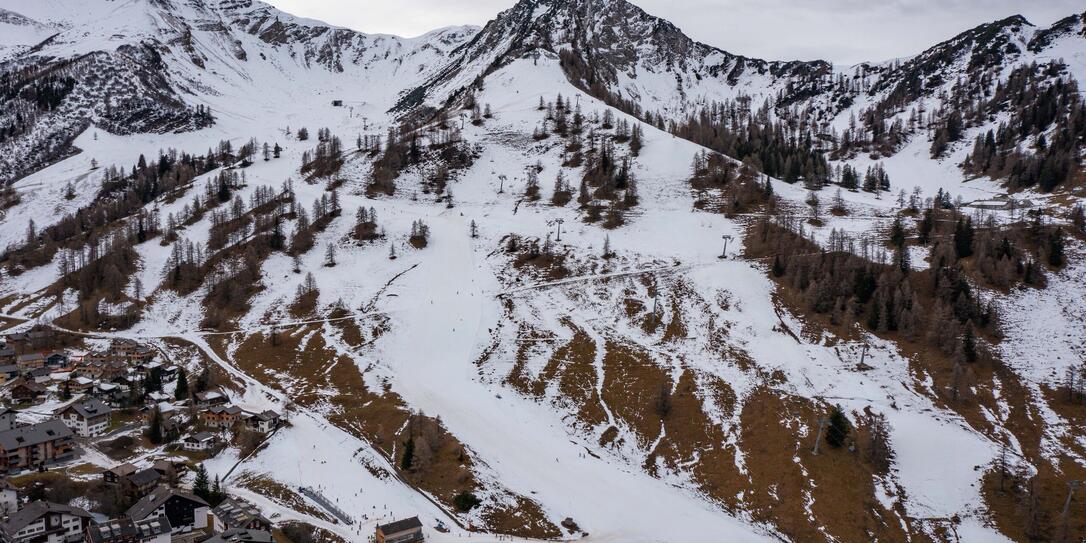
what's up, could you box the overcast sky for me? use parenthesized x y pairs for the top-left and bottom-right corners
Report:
(267, 0), (1082, 65)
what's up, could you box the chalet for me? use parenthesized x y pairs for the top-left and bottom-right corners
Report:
(182, 432), (217, 452)
(121, 468), (162, 497)
(131, 517), (170, 543)
(84, 518), (137, 543)
(76, 360), (125, 382)
(103, 463), (137, 485)
(7, 379), (46, 404)
(0, 365), (19, 383)
(194, 391), (227, 408)
(92, 383), (127, 405)
(966, 195), (1035, 211)
(80, 351), (113, 367)
(156, 365), (176, 381)
(0, 479), (17, 516)
(2, 335), (27, 351)
(200, 406), (242, 429)
(125, 487), (209, 535)
(0, 420), (76, 472)
(210, 499), (271, 532)
(244, 411), (280, 434)
(160, 417), (181, 441)
(26, 368), (52, 384)
(0, 349), (15, 365)
(108, 341), (155, 365)
(68, 378), (95, 395)
(15, 354), (44, 372)
(133, 361), (165, 380)
(375, 517), (424, 543)
(0, 501), (92, 543)
(44, 353), (67, 368)
(145, 392), (170, 404)
(151, 460), (184, 480)
(202, 529), (272, 543)
(55, 398), (112, 437)
(0, 408), (17, 432)
(47, 372), (71, 385)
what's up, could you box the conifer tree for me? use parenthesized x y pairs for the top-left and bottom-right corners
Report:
(324, 243), (337, 267)
(175, 367), (189, 401)
(401, 437), (415, 471)
(826, 405), (850, 448)
(1048, 228), (1065, 267)
(147, 405), (163, 445)
(193, 465), (211, 501)
(211, 476), (225, 506)
(917, 208), (934, 245)
(961, 325), (978, 363)
(889, 216), (906, 248)
(954, 217), (975, 259)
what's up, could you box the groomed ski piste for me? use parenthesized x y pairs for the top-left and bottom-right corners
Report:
(1, 1), (1085, 541)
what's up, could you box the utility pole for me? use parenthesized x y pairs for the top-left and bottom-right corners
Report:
(860, 343), (870, 366)
(812, 418), (828, 455)
(719, 234), (733, 259)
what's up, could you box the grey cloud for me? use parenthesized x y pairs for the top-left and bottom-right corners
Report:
(268, 0), (1084, 64)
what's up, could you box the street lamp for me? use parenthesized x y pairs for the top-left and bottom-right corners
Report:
(719, 234), (733, 259)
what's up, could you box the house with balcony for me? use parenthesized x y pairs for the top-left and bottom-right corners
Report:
(0, 501), (91, 543)
(54, 399), (112, 438)
(0, 420), (76, 473)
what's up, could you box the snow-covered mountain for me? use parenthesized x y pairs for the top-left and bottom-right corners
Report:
(0, 0), (476, 182)
(395, 0), (831, 114)
(1, 1), (1086, 542)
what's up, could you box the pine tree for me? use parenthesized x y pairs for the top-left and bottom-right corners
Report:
(961, 325), (978, 363)
(825, 405), (850, 448)
(211, 476), (225, 506)
(401, 437), (415, 471)
(193, 465), (211, 501)
(772, 255), (785, 277)
(1071, 205), (1085, 232)
(865, 413), (892, 472)
(195, 367), (212, 393)
(917, 208), (934, 245)
(147, 406), (163, 445)
(953, 217), (974, 259)
(175, 367), (189, 401)
(324, 243), (337, 267)
(889, 216), (906, 248)
(629, 124), (643, 156)
(1048, 228), (1065, 267)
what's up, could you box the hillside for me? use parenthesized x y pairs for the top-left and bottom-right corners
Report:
(0, 1), (1085, 542)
